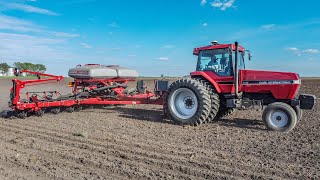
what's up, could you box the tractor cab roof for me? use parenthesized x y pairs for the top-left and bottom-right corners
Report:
(193, 43), (245, 55)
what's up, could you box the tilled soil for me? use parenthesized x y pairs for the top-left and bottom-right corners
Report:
(0, 78), (319, 179)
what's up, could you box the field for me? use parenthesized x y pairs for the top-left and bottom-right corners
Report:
(0, 78), (319, 179)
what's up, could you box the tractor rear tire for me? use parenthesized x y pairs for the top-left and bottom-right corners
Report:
(195, 79), (220, 123)
(215, 108), (235, 120)
(164, 78), (211, 126)
(262, 102), (297, 132)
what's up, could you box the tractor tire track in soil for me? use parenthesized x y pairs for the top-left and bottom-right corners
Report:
(0, 78), (319, 179)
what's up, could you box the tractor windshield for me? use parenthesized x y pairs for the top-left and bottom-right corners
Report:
(196, 48), (231, 76)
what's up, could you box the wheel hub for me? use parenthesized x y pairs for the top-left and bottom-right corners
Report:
(270, 110), (289, 128)
(170, 88), (198, 120)
(184, 96), (195, 109)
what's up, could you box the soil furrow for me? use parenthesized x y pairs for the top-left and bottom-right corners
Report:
(0, 125), (218, 180)
(0, 138), (126, 180)
(4, 120), (305, 179)
(0, 122), (301, 179)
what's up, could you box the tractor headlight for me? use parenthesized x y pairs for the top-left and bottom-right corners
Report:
(293, 79), (301, 84)
(293, 74), (301, 84)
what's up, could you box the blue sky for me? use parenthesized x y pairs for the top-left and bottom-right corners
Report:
(0, 0), (319, 77)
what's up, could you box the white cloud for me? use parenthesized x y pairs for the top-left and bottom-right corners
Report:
(211, 2), (223, 7)
(61, 0), (97, 5)
(161, 45), (175, 49)
(202, 22), (208, 27)
(156, 57), (169, 61)
(261, 24), (276, 30)
(286, 47), (320, 56)
(0, 32), (62, 46)
(0, 14), (42, 32)
(286, 47), (301, 56)
(0, 15), (80, 40)
(302, 49), (320, 54)
(128, 54), (137, 57)
(53, 32), (80, 38)
(0, 32), (103, 75)
(80, 43), (92, 49)
(211, 0), (236, 11)
(108, 22), (119, 28)
(287, 47), (299, 52)
(2, 2), (59, 16)
(200, 0), (207, 6)
(0, 32), (75, 63)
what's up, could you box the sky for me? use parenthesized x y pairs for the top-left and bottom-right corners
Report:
(0, 0), (320, 77)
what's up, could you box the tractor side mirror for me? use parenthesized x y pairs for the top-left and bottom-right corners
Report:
(14, 68), (20, 76)
(245, 50), (252, 61)
(248, 52), (252, 61)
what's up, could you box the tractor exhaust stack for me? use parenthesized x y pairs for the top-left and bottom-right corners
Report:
(234, 41), (241, 99)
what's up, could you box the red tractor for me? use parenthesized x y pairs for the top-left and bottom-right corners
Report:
(7, 41), (316, 132)
(164, 41), (316, 132)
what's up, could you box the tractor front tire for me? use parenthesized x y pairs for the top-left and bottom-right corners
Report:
(262, 102), (297, 132)
(164, 78), (211, 126)
(293, 106), (303, 122)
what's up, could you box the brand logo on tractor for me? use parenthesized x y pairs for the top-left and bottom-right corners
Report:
(242, 80), (294, 85)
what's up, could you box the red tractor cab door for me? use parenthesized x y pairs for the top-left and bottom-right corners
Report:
(234, 50), (246, 94)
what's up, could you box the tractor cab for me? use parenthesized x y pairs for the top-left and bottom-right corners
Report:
(193, 41), (247, 77)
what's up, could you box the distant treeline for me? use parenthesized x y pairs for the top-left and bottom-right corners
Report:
(0, 62), (47, 73)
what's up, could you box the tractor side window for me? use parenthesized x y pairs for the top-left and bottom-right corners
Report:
(197, 49), (231, 76)
(238, 53), (245, 70)
(232, 51), (245, 70)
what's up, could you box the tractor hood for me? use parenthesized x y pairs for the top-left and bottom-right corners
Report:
(240, 70), (301, 100)
(241, 70), (300, 84)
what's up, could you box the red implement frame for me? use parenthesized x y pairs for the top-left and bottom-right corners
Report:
(10, 70), (163, 112)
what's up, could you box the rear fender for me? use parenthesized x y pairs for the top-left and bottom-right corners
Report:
(191, 72), (222, 93)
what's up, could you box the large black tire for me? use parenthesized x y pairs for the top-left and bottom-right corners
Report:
(214, 95), (235, 120)
(164, 78), (212, 126)
(193, 78), (220, 123)
(215, 108), (235, 120)
(262, 102), (298, 132)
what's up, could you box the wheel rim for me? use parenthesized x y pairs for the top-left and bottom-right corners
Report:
(269, 110), (288, 128)
(170, 88), (198, 120)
